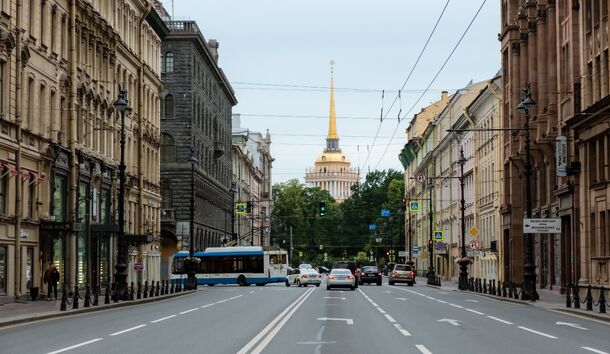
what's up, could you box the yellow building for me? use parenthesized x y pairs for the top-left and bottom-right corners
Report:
(305, 64), (358, 201)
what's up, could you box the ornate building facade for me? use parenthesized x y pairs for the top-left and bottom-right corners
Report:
(0, 0), (166, 300)
(304, 66), (358, 201)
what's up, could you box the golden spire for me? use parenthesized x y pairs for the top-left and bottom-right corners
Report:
(327, 60), (338, 140)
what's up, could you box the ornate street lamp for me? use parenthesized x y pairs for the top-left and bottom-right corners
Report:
(426, 180), (436, 285)
(516, 85), (539, 301)
(457, 147), (470, 290)
(113, 88), (132, 301)
(187, 149), (198, 290)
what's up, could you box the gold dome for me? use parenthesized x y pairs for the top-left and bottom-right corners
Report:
(315, 151), (351, 164)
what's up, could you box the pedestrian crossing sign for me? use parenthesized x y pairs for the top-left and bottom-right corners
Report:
(434, 230), (444, 241)
(408, 201), (420, 212)
(235, 203), (247, 215)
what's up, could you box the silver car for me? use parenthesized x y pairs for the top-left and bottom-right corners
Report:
(326, 269), (356, 291)
(297, 269), (322, 287)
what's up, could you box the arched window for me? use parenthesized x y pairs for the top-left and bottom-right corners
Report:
(161, 133), (176, 162)
(164, 52), (174, 73)
(164, 94), (174, 119)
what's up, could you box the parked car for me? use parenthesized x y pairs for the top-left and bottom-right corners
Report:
(388, 264), (415, 286)
(332, 261), (359, 288)
(359, 265), (382, 286)
(296, 268), (322, 287)
(285, 267), (300, 286)
(326, 269), (355, 290)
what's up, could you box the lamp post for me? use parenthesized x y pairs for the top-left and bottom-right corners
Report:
(113, 88), (132, 301)
(517, 85), (539, 301)
(187, 149), (198, 290)
(426, 180), (436, 285)
(457, 146), (470, 290)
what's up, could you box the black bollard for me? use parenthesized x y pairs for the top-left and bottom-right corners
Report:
(566, 284), (572, 308)
(492, 279), (496, 295)
(508, 282), (514, 298)
(470, 278), (474, 291)
(156, 281), (160, 296)
(104, 284), (111, 305)
(84, 286), (91, 308)
(474, 278), (478, 292)
(93, 286), (99, 306)
(72, 285), (80, 310)
(129, 282), (135, 301)
(437, 276), (441, 287)
(149, 281), (155, 298)
(165, 280), (169, 295)
(586, 285), (593, 311)
(573, 284), (581, 309)
(599, 287), (606, 314)
(137, 282), (142, 300)
(160, 280), (165, 296)
(170, 280), (175, 294)
(143, 281), (148, 299)
(483, 278), (487, 294)
(60, 288), (68, 311)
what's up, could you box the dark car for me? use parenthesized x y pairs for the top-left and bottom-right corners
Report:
(332, 261), (359, 288)
(359, 266), (382, 286)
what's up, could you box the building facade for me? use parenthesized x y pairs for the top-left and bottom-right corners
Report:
(158, 7), (237, 279)
(0, 0), (166, 300)
(304, 67), (359, 201)
(232, 114), (273, 246)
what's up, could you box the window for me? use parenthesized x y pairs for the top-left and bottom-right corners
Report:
(52, 175), (66, 222)
(0, 246), (6, 294)
(161, 133), (176, 162)
(163, 94), (174, 119)
(164, 52), (174, 73)
(100, 189), (110, 224)
(0, 172), (6, 214)
(27, 181), (35, 219)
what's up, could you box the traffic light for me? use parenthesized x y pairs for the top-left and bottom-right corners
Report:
(428, 239), (434, 252)
(319, 201), (326, 216)
(246, 201), (254, 214)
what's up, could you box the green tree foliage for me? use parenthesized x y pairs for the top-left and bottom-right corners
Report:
(356, 251), (369, 266)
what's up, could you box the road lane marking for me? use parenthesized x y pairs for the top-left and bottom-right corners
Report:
(371, 302), (379, 307)
(377, 307), (386, 314)
(297, 341), (337, 345)
(438, 319), (460, 326)
(216, 299), (229, 304)
(517, 326), (557, 339)
(109, 324), (147, 336)
(230, 295), (244, 300)
(314, 325), (326, 354)
(416, 344), (433, 354)
(200, 303), (214, 308)
(47, 338), (103, 354)
(394, 323), (411, 336)
(465, 308), (485, 315)
(179, 308), (199, 314)
(150, 315), (176, 323)
(486, 316), (513, 325)
(395, 297), (407, 301)
(581, 347), (609, 354)
(317, 317), (354, 325)
(438, 291), (448, 294)
(465, 299), (479, 303)
(324, 296), (346, 300)
(449, 303), (463, 309)
(249, 291), (255, 294)
(384, 314), (396, 323)
(237, 287), (314, 354)
(436, 300), (447, 304)
(556, 321), (588, 330)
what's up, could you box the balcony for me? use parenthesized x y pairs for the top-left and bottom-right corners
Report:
(161, 209), (176, 224)
(214, 141), (225, 158)
(165, 21), (200, 34)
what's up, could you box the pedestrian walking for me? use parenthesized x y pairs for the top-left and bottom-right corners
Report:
(43, 262), (60, 300)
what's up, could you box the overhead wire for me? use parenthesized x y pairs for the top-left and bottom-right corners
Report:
(373, 0), (488, 171)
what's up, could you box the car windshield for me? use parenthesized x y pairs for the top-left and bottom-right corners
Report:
(303, 269), (318, 275)
(330, 269), (351, 275)
(362, 266), (378, 272)
(394, 265), (411, 271)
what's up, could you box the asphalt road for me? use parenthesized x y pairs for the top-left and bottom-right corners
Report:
(0, 278), (609, 354)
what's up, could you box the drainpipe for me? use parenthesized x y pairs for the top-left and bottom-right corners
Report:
(68, 0), (78, 291)
(14, 0), (23, 301)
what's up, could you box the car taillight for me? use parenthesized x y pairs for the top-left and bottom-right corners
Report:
(361, 272), (365, 276)
(392, 271), (398, 277)
(409, 271), (414, 277)
(378, 272), (382, 276)
(328, 275), (336, 279)
(302, 275), (308, 278)
(347, 275), (354, 279)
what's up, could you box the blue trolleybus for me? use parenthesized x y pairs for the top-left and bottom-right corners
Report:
(171, 246), (288, 286)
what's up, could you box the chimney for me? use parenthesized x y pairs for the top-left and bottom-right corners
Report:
(208, 39), (219, 63)
(441, 90), (449, 102)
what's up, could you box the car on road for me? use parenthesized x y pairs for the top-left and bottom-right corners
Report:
(295, 268), (322, 287)
(316, 266), (330, 274)
(299, 263), (313, 270)
(285, 267), (300, 286)
(326, 269), (356, 290)
(388, 263), (415, 286)
(359, 265), (382, 286)
(332, 261), (359, 288)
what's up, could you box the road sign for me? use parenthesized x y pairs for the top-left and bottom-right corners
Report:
(434, 230), (444, 241)
(381, 209), (391, 217)
(409, 201), (420, 212)
(235, 203), (247, 215)
(324, 252), (328, 262)
(523, 218), (561, 234)
(299, 251), (303, 257)
(134, 262), (144, 271)
(416, 172), (425, 183)
(556, 136), (568, 177)
(368, 224), (377, 231)
(468, 227), (479, 237)
(398, 251), (407, 257)
(469, 239), (480, 250)
(319, 244), (323, 250)
(467, 251), (484, 257)
(413, 245), (419, 253)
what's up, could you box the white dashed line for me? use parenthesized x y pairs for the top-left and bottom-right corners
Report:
(200, 303), (215, 308)
(371, 302), (378, 307)
(465, 309), (485, 315)
(229, 295), (244, 300)
(46, 338), (103, 354)
(486, 316), (513, 325)
(150, 315), (176, 323)
(249, 290), (255, 294)
(377, 307), (387, 314)
(394, 323), (411, 336)
(179, 308), (199, 314)
(216, 299), (229, 304)
(517, 326), (557, 339)
(384, 314), (396, 323)
(109, 324), (147, 336)
(449, 303), (463, 309)
(416, 344), (433, 354)
(436, 300), (448, 304)
(581, 347), (609, 354)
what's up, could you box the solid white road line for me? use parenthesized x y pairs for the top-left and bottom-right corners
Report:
(581, 347), (610, 354)
(449, 303), (463, 309)
(109, 324), (147, 336)
(297, 341), (337, 345)
(486, 316), (513, 325)
(436, 300), (448, 304)
(150, 315), (176, 323)
(377, 307), (386, 314)
(384, 314), (396, 323)
(216, 299), (229, 304)
(46, 338), (103, 354)
(230, 295), (244, 300)
(394, 323), (411, 336)
(517, 326), (558, 339)
(371, 302), (379, 307)
(465, 309), (485, 315)
(179, 308), (199, 314)
(415, 344), (433, 354)
(249, 290), (255, 294)
(465, 299), (479, 303)
(200, 303), (214, 309)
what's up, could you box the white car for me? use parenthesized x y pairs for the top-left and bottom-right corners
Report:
(296, 269), (322, 287)
(299, 263), (313, 270)
(327, 269), (355, 290)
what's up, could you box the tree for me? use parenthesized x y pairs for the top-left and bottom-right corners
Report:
(356, 251), (369, 266)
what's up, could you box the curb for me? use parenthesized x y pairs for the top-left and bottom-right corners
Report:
(427, 284), (533, 305)
(0, 290), (197, 329)
(551, 307), (610, 323)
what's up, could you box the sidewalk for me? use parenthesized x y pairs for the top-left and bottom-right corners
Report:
(427, 278), (610, 322)
(0, 290), (195, 328)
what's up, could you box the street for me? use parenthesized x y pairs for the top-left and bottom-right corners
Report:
(0, 279), (608, 354)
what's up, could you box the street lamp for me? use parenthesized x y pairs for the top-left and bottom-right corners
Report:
(187, 149), (198, 290)
(457, 147), (470, 290)
(516, 85), (539, 301)
(113, 88), (132, 301)
(426, 179), (436, 285)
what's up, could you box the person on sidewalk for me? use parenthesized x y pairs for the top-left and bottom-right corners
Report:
(43, 262), (60, 300)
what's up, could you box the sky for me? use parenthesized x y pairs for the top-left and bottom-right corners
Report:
(161, 0), (501, 184)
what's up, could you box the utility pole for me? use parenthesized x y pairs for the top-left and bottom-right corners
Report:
(457, 147), (470, 290)
(289, 226), (293, 267)
(426, 179), (436, 285)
